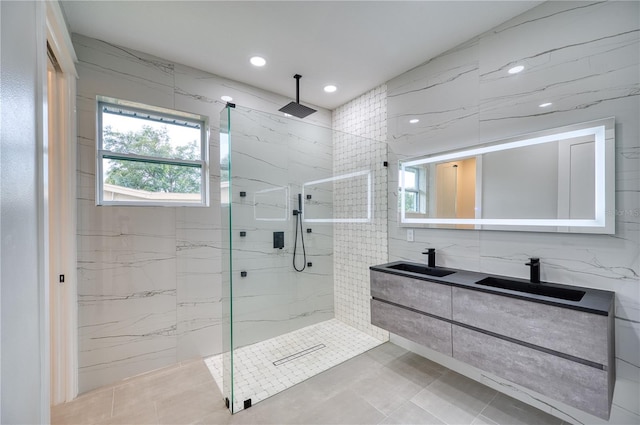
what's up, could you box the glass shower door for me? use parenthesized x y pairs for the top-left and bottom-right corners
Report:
(220, 105), (337, 412)
(219, 106), (233, 411)
(219, 104), (386, 413)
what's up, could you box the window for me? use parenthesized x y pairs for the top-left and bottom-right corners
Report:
(97, 98), (208, 206)
(399, 167), (420, 213)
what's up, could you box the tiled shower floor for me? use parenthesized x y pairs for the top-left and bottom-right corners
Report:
(205, 318), (384, 412)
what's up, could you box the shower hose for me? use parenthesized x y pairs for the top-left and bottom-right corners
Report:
(293, 209), (306, 272)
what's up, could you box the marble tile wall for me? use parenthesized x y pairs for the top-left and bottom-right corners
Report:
(386, 2), (639, 424)
(73, 33), (331, 393)
(224, 106), (335, 349)
(332, 86), (389, 341)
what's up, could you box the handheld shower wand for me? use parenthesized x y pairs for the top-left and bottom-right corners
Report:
(293, 193), (307, 272)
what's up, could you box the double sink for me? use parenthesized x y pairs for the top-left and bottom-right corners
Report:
(383, 261), (586, 303)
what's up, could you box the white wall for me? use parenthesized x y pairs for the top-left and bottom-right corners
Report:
(73, 33), (332, 392)
(387, 2), (639, 424)
(0, 1), (48, 423)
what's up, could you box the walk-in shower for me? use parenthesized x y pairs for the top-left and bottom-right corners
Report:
(212, 104), (387, 413)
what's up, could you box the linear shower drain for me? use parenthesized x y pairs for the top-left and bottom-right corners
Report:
(272, 344), (326, 366)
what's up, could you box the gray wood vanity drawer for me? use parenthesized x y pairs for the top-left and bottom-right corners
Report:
(371, 299), (452, 356)
(451, 287), (610, 366)
(371, 270), (452, 319)
(452, 325), (610, 419)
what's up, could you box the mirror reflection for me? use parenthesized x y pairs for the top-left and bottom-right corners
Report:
(399, 117), (614, 234)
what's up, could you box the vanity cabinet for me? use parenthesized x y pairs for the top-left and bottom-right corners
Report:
(369, 262), (615, 420)
(370, 270), (453, 355)
(370, 270), (452, 319)
(452, 325), (610, 418)
(452, 287), (610, 366)
(371, 299), (452, 356)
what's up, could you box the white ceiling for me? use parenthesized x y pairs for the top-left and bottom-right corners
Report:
(61, 1), (542, 110)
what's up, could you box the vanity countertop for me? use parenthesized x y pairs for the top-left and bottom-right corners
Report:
(370, 261), (614, 316)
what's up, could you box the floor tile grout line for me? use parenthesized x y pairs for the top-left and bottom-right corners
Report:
(110, 388), (115, 418)
(52, 342), (568, 425)
(421, 404), (451, 425)
(384, 399), (434, 424)
(356, 384), (393, 419)
(409, 373), (451, 425)
(423, 368), (450, 391)
(476, 391), (500, 425)
(205, 319), (383, 412)
(411, 369), (496, 425)
(153, 400), (159, 425)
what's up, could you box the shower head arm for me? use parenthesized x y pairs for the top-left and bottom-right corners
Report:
(278, 73), (316, 118)
(294, 74), (302, 104)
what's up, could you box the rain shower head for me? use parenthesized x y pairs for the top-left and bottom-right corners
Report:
(279, 74), (317, 119)
(280, 101), (317, 119)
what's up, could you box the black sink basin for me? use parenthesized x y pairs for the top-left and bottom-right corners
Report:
(387, 263), (456, 278)
(475, 277), (585, 301)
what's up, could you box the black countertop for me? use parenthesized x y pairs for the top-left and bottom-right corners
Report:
(370, 261), (614, 316)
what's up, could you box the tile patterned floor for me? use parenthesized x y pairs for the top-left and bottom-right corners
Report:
(52, 342), (570, 425)
(205, 319), (384, 412)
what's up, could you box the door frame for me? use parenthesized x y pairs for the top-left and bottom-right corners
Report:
(43, 0), (78, 408)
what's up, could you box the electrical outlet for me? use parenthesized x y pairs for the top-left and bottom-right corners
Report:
(407, 229), (414, 242)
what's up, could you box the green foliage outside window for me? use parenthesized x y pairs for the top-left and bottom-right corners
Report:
(220, 153), (229, 182)
(103, 125), (200, 193)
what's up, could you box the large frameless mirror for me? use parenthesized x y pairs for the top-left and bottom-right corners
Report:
(399, 117), (615, 234)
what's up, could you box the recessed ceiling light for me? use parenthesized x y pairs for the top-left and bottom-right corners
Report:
(250, 56), (266, 67)
(508, 65), (525, 74)
(409, 119), (420, 124)
(324, 85), (337, 93)
(283, 113), (292, 117)
(221, 95), (233, 102)
(539, 102), (553, 108)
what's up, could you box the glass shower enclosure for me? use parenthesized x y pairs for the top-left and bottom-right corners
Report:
(217, 104), (385, 413)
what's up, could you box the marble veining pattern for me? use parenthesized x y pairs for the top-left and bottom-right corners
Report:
(224, 106), (335, 351)
(386, 2), (639, 424)
(73, 32), (333, 393)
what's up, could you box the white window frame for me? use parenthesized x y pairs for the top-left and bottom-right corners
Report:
(399, 166), (420, 213)
(96, 97), (209, 207)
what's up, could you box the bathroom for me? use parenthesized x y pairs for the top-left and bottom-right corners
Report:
(0, 1), (638, 424)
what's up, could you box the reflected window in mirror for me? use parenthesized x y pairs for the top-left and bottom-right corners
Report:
(399, 166), (422, 213)
(396, 117), (615, 234)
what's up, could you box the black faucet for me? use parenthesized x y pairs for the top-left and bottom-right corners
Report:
(422, 248), (436, 268)
(525, 258), (540, 283)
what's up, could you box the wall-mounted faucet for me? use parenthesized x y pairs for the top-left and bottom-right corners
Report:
(525, 258), (540, 283)
(422, 248), (436, 268)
